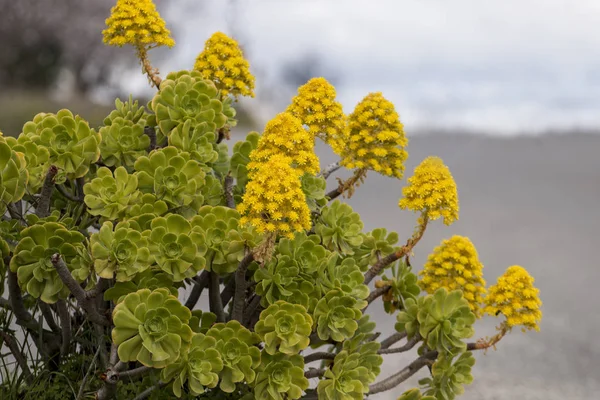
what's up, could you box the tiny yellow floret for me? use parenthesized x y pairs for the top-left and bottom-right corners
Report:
(338, 92), (408, 178)
(399, 156), (459, 225)
(247, 112), (320, 176)
(193, 32), (255, 99)
(102, 0), (175, 48)
(285, 77), (345, 147)
(420, 236), (487, 317)
(238, 154), (311, 238)
(484, 265), (542, 332)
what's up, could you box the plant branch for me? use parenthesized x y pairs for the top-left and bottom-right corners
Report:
(96, 361), (127, 400)
(36, 165), (58, 218)
(378, 335), (420, 355)
(224, 173), (235, 208)
(119, 366), (151, 380)
(185, 270), (210, 310)
(51, 253), (110, 326)
(56, 299), (72, 355)
(369, 351), (438, 395)
(326, 168), (367, 201)
(132, 381), (168, 400)
(243, 294), (262, 327)
(319, 161), (341, 180)
(144, 126), (157, 152)
(56, 183), (81, 202)
(305, 368), (327, 379)
(304, 352), (336, 364)
(364, 217), (428, 285)
(232, 253), (254, 322)
(209, 271), (226, 323)
(0, 331), (33, 384)
(7, 202), (25, 225)
(220, 276), (236, 308)
(7, 270), (38, 330)
(379, 332), (407, 350)
(137, 47), (162, 89)
(363, 285), (391, 312)
(38, 301), (61, 333)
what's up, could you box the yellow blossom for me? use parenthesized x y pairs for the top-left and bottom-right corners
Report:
(285, 77), (345, 147)
(238, 154), (311, 238)
(247, 113), (320, 176)
(338, 92), (408, 178)
(102, 0), (175, 48)
(484, 265), (542, 332)
(399, 156), (459, 225)
(193, 32), (255, 99)
(419, 236), (487, 317)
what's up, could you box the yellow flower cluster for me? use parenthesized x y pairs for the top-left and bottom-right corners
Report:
(399, 156), (459, 225)
(339, 92), (408, 178)
(194, 32), (255, 99)
(484, 265), (542, 332)
(285, 77), (345, 146)
(102, 0), (175, 48)
(248, 112), (320, 176)
(419, 236), (487, 317)
(238, 154), (311, 238)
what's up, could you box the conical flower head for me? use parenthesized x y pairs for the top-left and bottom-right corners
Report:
(484, 265), (542, 332)
(420, 236), (487, 317)
(399, 156), (459, 225)
(285, 77), (345, 146)
(247, 113), (320, 176)
(238, 154), (311, 238)
(102, 0), (175, 48)
(340, 92), (408, 178)
(194, 32), (255, 99)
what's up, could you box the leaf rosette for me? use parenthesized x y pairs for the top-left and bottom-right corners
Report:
(254, 301), (312, 355)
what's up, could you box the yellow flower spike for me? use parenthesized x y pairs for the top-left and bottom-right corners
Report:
(419, 236), (487, 317)
(194, 32), (255, 99)
(484, 265), (542, 332)
(339, 92), (408, 179)
(399, 156), (459, 225)
(285, 77), (345, 147)
(247, 112), (320, 176)
(238, 154), (311, 239)
(102, 0), (175, 48)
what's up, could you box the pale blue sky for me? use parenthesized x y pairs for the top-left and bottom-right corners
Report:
(124, 0), (600, 134)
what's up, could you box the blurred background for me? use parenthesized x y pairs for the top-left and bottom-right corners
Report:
(1, 0), (599, 399)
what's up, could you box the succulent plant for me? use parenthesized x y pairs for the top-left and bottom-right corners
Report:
(21, 109), (101, 179)
(150, 70), (235, 137)
(378, 260), (421, 314)
(230, 131), (259, 194)
(98, 117), (150, 168)
(200, 174), (225, 207)
(254, 352), (308, 400)
(254, 301), (313, 355)
(112, 288), (194, 368)
(420, 352), (475, 400)
(83, 166), (142, 221)
(397, 288), (475, 355)
(397, 388), (436, 400)
(314, 290), (363, 342)
(125, 193), (169, 230)
(10, 222), (86, 303)
(103, 269), (179, 303)
(5, 134), (49, 194)
(340, 315), (383, 384)
(352, 228), (400, 272)
(161, 333), (224, 397)
(103, 95), (153, 127)
(189, 310), (217, 334)
(90, 221), (152, 281)
(317, 350), (371, 400)
(168, 119), (219, 165)
(317, 254), (369, 306)
(212, 142), (230, 177)
(205, 320), (261, 393)
(0, 136), (28, 214)
(315, 200), (364, 255)
(300, 173), (327, 211)
(394, 295), (422, 339)
(134, 147), (206, 211)
(145, 213), (207, 281)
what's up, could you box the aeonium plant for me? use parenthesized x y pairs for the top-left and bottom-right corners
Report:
(0, 1), (542, 399)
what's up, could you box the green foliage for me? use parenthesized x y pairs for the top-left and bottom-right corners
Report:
(380, 260), (421, 314)
(84, 166), (142, 220)
(21, 109), (101, 179)
(104, 95), (154, 126)
(4, 134), (49, 193)
(314, 290), (363, 342)
(397, 388), (437, 400)
(168, 119), (219, 165)
(315, 200), (364, 255)
(0, 136), (28, 214)
(255, 301), (312, 355)
(10, 221), (87, 303)
(420, 352), (475, 400)
(254, 352), (308, 400)
(205, 321), (261, 393)
(301, 173), (327, 211)
(230, 131), (259, 197)
(317, 350), (371, 400)
(317, 254), (369, 305)
(98, 117), (150, 168)
(353, 227), (400, 272)
(189, 310), (217, 334)
(341, 315), (383, 384)
(103, 269), (178, 303)
(112, 288), (193, 368)
(161, 333), (223, 397)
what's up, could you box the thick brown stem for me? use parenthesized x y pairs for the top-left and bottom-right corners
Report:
(304, 352), (337, 364)
(305, 368), (326, 379)
(57, 299), (72, 355)
(209, 271), (226, 323)
(185, 270), (210, 310)
(369, 351), (437, 395)
(36, 165), (58, 218)
(224, 173), (235, 209)
(326, 168), (366, 201)
(379, 332), (407, 350)
(232, 253), (254, 322)
(378, 335), (420, 355)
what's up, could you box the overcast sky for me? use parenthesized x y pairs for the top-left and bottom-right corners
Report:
(132, 0), (600, 135)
